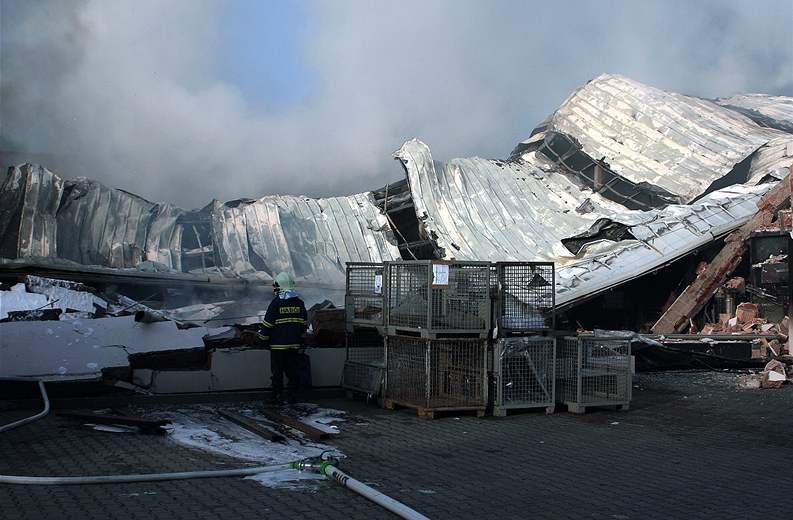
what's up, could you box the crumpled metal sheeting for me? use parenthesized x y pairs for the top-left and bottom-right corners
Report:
(210, 199), (254, 273)
(527, 74), (779, 202)
(746, 135), (793, 185)
(0, 164), (63, 258)
(211, 192), (400, 284)
(715, 94), (793, 133)
(145, 203), (185, 271)
(394, 139), (650, 263)
(56, 177), (158, 269)
(555, 182), (774, 307)
(395, 138), (776, 307)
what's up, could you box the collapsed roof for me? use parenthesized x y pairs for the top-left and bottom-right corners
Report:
(1, 74), (792, 310)
(715, 93), (793, 134)
(0, 165), (400, 287)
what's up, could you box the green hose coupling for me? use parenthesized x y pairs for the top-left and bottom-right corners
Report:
(319, 460), (337, 476)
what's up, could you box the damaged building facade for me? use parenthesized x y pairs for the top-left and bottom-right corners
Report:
(2, 74), (793, 387)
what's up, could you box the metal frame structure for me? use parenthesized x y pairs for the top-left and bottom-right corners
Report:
(493, 336), (556, 416)
(384, 260), (492, 337)
(556, 335), (632, 414)
(384, 336), (487, 416)
(342, 327), (385, 396)
(495, 262), (555, 336)
(345, 262), (386, 329)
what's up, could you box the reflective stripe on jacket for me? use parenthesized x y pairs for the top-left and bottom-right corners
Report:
(261, 295), (308, 349)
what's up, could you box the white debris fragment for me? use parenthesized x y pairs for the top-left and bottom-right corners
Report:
(88, 424), (138, 433)
(0, 285), (48, 320)
(298, 406), (346, 434)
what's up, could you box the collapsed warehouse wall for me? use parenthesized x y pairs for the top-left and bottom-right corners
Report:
(0, 165), (401, 286)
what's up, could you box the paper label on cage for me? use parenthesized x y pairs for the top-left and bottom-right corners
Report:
(374, 274), (383, 294)
(432, 264), (449, 286)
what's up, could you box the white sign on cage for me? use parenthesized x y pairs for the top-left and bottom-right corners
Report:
(432, 264), (449, 286)
(374, 273), (383, 294)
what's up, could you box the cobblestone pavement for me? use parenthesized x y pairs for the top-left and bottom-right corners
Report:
(2, 371), (792, 519)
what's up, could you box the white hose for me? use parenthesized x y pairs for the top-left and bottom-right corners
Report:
(0, 463), (294, 485)
(323, 464), (431, 520)
(0, 379), (50, 433)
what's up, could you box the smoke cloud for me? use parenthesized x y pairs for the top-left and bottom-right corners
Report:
(1, 0), (791, 208)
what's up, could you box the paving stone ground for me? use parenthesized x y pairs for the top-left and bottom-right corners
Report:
(1, 371), (792, 519)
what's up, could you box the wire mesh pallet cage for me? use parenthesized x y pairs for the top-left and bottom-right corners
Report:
(493, 336), (556, 416)
(385, 261), (492, 337)
(556, 336), (632, 414)
(345, 262), (386, 329)
(495, 262), (555, 335)
(384, 335), (487, 418)
(342, 328), (386, 396)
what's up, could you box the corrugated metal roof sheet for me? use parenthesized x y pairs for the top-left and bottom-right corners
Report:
(716, 93), (793, 133)
(395, 138), (778, 308)
(747, 135), (793, 184)
(515, 74), (782, 203)
(211, 192), (400, 285)
(0, 164), (400, 285)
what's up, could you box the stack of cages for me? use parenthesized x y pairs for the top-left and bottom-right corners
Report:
(556, 335), (632, 414)
(383, 261), (491, 415)
(343, 262), (386, 398)
(492, 262), (556, 416)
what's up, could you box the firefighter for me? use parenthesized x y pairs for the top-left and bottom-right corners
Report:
(258, 272), (308, 404)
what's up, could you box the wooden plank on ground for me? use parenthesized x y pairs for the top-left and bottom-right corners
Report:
(218, 410), (286, 443)
(258, 409), (331, 441)
(58, 411), (170, 434)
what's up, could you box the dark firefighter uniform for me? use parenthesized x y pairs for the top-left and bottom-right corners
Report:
(259, 292), (308, 400)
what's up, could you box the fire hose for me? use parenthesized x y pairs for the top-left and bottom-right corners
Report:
(0, 378), (50, 433)
(0, 377), (429, 518)
(294, 455), (431, 520)
(0, 452), (431, 520)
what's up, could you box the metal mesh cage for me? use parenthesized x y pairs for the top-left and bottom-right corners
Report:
(345, 262), (386, 327)
(342, 328), (385, 395)
(385, 336), (487, 410)
(496, 262), (555, 334)
(386, 261), (491, 334)
(556, 336), (632, 412)
(493, 336), (555, 414)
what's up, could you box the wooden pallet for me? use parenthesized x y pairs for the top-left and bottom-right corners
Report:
(382, 399), (485, 420)
(492, 404), (555, 417)
(563, 402), (630, 414)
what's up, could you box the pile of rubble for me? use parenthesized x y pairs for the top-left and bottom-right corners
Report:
(0, 276), (110, 322)
(698, 295), (788, 338)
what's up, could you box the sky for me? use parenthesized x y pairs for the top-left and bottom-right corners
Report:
(1, 0), (792, 208)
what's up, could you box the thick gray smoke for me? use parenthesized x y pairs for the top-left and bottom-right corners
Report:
(1, 0), (791, 208)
